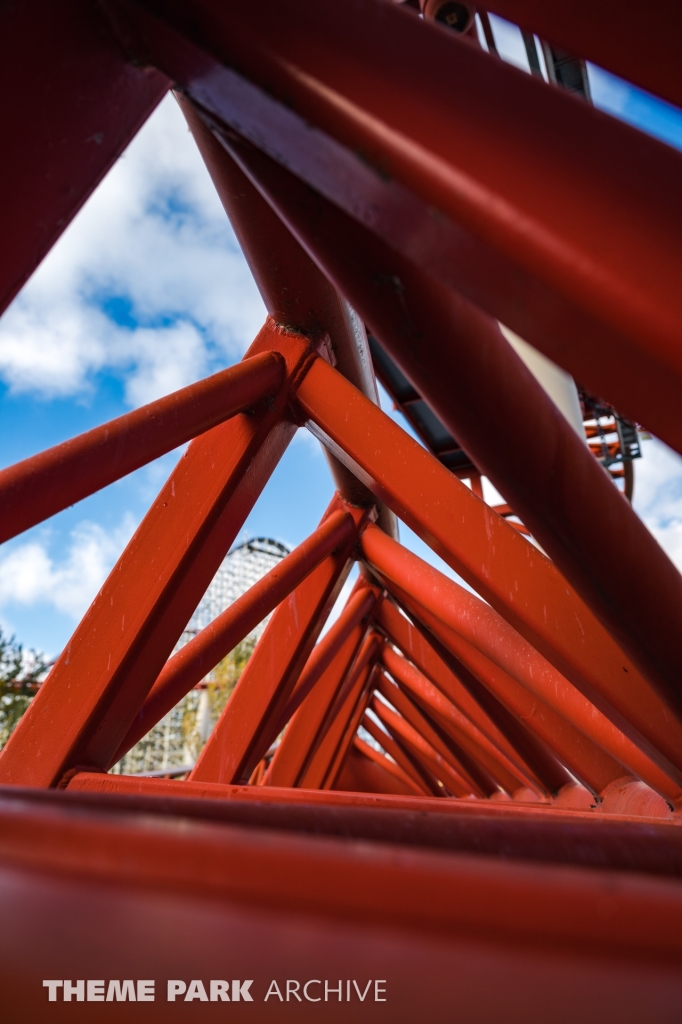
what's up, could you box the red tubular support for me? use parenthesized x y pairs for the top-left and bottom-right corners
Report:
(189, 497), (368, 785)
(113, 508), (355, 762)
(351, 737), (423, 796)
(381, 643), (529, 796)
(395, 588), (638, 797)
(376, 601), (551, 793)
(0, 352), (284, 545)
(115, 0), (682, 459)
(178, 95), (397, 539)
(301, 636), (381, 789)
(362, 525), (682, 801)
(375, 670), (487, 797)
(273, 583), (378, 734)
(266, 623), (366, 788)
(0, 0), (168, 315)
(217, 125), (682, 731)
(0, 323), (310, 788)
(265, 585), (378, 787)
(361, 712), (434, 797)
(371, 692), (470, 797)
(298, 355), (682, 780)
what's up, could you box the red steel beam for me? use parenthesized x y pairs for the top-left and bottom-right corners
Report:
(62, 773), (676, 828)
(220, 135), (682, 721)
(338, 741), (419, 797)
(371, 693), (471, 798)
(295, 356), (682, 780)
(482, 0), (682, 112)
(382, 643), (529, 796)
(352, 736), (425, 797)
(364, 707), (444, 799)
(189, 496), (368, 785)
(360, 528), (679, 798)
(113, 508), (355, 761)
(0, 0), (168, 315)
(5, 790), (682, 965)
(0, 352), (283, 544)
(5, 808), (682, 1023)
(301, 639), (380, 790)
(55, 777), (682, 867)
(363, 526), (682, 802)
(110, 0), (682, 456)
(376, 601), (552, 793)
(374, 672), (486, 798)
(380, 602), (577, 797)
(178, 94), (398, 539)
(266, 623), (367, 788)
(360, 713), (435, 798)
(393, 587), (639, 797)
(0, 322), (313, 788)
(272, 582), (379, 734)
(265, 585), (378, 787)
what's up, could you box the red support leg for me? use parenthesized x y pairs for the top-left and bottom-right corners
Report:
(189, 497), (370, 785)
(363, 526), (682, 801)
(0, 0), (168, 315)
(376, 600), (551, 793)
(295, 358), (682, 779)
(218, 128), (682, 721)
(0, 323), (311, 787)
(374, 670), (487, 797)
(265, 583), (379, 787)
(300, 638), (381, 790)
(111, 0), (682, 459)
(0, 352), (284, 544)
(114, 508), (356, 761)
(178, 94), (398, 539)
(371, 691), (471, 797)
(396, 590), (635, 798)
(360, 712), (435, 798)
(273, 582), (379, 733)
(382, 644), (530, 797)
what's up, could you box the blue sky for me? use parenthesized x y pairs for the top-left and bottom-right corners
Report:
(0, 18), (681, 658)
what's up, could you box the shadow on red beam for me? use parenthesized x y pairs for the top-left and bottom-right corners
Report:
(64, 771), (677, 821)
(4, 794), (682, 1021)
(482, 0), (682, 112)
(110, 0), (682, 457)
(0, 780), (680, 900)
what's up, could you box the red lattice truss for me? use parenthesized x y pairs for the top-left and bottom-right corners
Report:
(2, 2), (682, 1020)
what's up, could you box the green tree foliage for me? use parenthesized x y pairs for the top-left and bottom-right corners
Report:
(180, 636), (256, 761)
(207, 637), (256, 723)
(0, 628), (49, 749)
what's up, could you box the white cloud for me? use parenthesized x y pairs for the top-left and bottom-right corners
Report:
(633, 438), (682, 571)
(0, 516), (137, 621)
(0, 95), (266, 405)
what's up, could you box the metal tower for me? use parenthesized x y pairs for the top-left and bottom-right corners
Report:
(1, 1), (682, 1019)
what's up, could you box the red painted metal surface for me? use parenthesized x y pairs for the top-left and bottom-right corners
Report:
(298, 358), (682, 779)
(265, 585), (378, 787)
(189, 497), (368, 785)
(115, 509), (355, 760)
(2, 0), (682, 1015)
(0, 352), (284, 544)
(108, 0), (682, 456)
(482, 0), (682, 111)
(210, 124), (682, 719)
(303, 640), (381, 790)
(0, 0), (168, 316)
